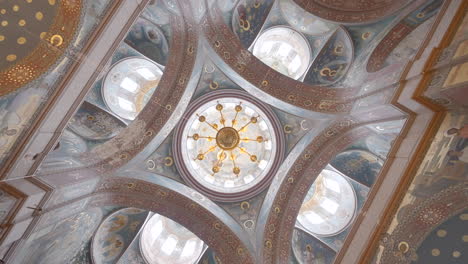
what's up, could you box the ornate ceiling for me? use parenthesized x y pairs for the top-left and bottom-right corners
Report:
(0, 0), (81, 95)
(0, 0), (467, 264)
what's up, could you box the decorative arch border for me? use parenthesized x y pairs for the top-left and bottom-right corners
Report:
(87, 177), (256, 264)
(292, 0), (410, 24)
(33, 0), (201, 175)
(366, 0), (444, 72)
(202, 3), (358, 114)
(257, 115), (405, 263)
(80, 0), (199, 172)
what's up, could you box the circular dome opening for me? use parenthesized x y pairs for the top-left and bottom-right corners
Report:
(174, 90), (285, 202)
(297, 169), (356, 236)
(102, 57), (163, 120)
(140, 214), (204, 264)
(252, 27), (311, 80)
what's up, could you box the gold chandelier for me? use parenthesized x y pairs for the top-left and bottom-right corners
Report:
(188, 102), (268, 177)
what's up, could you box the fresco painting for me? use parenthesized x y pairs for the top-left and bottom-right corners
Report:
(303, 27), (354, 86)
(14, 208), (103, 264)
(232, 0), (275, 48)
(412, 210), (468, 263)
(330, 150), (383, 187)
(92, 208), (149, 264)
(125, 18), (170, 66)
(411, 113), (468, 198)
(0, 0), (114, 171)
(292, 228), (336, 264)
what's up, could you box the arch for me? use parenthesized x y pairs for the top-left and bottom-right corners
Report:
(29, 175), (255, 263)
(39, 0), (201, 176)
(257, 114), (406, 263)
(366, 0), (443, 72)
(257, 120), (370, 263)
(292, 0), (410, 24)
(89, 177), (255, 263)
(203, 3), (358, 115)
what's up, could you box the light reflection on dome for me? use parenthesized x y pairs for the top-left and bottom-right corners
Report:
(297, 169), (356, 236)
(102, 57), (162, 120)
(140, 214), (204, 264)
(252, 27), (311, 80)
(179, 97), (278, 194)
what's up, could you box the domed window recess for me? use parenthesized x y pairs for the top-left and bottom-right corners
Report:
(102, 57), (163, 120)
(297, 169), (356, 236)
(173, 90), (285, 202)
(252, 26), (311, 80)
(140, 214), (205, 264)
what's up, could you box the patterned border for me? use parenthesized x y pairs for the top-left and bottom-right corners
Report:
(89, 177), (255, 264)
(259, 120), (374, 263)
(203, 4), (358, 114)
(73, 0), (199, 173)
(293, 0), (410, 24)
(366, 0), (443, 72)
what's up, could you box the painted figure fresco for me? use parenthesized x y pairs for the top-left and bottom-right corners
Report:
(14, 208), (103, 264)
(412, 113), (468, 198)
(92, 208), (149, 264)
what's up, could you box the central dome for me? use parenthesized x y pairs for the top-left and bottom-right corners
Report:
(174, 90), (285, 202)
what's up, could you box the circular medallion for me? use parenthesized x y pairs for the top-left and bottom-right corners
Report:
(252, 26), (311, 80)
(102, 57), (163, 120)
(216, 127), (240, 150)
(173, 90), (285, 202)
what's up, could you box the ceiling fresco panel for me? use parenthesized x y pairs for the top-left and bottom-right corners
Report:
(0, 0), (115, 173)
(373, 111), (468, 263)
(124, 18), (170, 66)
(303, 26), (354, 86)
(92, 208), (149, 264)
(0, 0), (81, 95)
(292, 228), (336, 264)
(68, 101), (127, 141)
(330, 150), (384, 187)
(232, 0), (275, 49)
(88, 177), (256, 264)
(412, 210), (468, 264)
(12, 208), (103, 264)
(1, 1), (465, 264)
(366, 0), (443, 72)
(279, 0), (337, 36)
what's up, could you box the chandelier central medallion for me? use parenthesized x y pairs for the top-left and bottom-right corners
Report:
(173, 90), (285, 202)
(216, 127), (240, 150)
